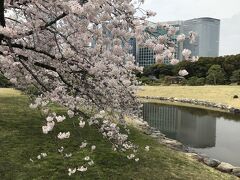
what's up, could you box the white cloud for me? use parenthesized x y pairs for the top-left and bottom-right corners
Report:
(220, 13), (240, 56)
(142, 0), (240, 21)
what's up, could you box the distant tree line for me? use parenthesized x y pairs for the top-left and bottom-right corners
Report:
(138, 54), (240, 85)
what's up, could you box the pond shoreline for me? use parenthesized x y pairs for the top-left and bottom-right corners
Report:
(139, 96), (240, 115)
(136, 97), (240, 178)
(136, 119), (240, 178)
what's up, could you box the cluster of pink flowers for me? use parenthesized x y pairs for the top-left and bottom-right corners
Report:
(0, 0), (188, 175)
(178, 69), (189, 77)
(138, 21), (198, 65)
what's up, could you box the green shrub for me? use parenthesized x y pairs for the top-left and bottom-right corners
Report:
(24, 85), (41, 97)
(138, 76), (164, 86)
(138, 76), (152, 85)
(230, 69), (240, 84)
(206, 65), (226, 85)
(196, 78), (205, 86)
(0, 74), (11, 87)
(180, 78), (187, 86)
(187, 77), (205, 86)
(187, 76), (198, 86)
(143, 64), (174, 78)
(163, 76), (172, 86)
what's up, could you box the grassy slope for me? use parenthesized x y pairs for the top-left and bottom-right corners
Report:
(138, 85), (240, 108)
(0, 88), (236, 179)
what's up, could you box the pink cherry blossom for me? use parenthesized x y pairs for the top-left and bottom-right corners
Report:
(177, 34), (186, 42)
(57, 132), (70, 140)
(182, 49), (192, 60)
(170, 59), (180, 65)
(179, 69), (189, 77)
(0, 0), (197, 175)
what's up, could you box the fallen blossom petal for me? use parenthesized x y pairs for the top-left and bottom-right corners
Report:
(77, 166), (87, 172)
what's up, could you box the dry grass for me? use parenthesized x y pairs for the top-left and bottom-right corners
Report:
(138, 85), (240, 108)
(0, 88), (22, 97)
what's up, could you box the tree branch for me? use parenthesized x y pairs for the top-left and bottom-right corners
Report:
(0, 0), (6, 43)
(22, 13), (67, 37)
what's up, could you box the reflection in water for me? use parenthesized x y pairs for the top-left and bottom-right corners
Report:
(143, 103), (240, 166)
(143, 103), (216, 148)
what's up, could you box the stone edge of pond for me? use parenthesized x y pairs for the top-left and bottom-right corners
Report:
(134, 112), (240, 178)
(139, 96), (240, 114)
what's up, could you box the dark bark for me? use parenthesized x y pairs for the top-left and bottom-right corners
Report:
(0, 0), (5, 43)
(10, 0), (31, 6)
(0, 0), (5, 27)
(79, 0), (88, 5)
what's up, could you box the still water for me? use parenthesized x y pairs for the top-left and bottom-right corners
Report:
(143, 103), (240, 166)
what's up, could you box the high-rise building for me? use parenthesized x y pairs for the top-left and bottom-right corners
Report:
(183, 17), (220, 59)
(133, 17), (220, 67)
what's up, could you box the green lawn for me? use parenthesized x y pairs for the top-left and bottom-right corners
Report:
(0, 88), (237, 179)
(138, 85), (240, 108)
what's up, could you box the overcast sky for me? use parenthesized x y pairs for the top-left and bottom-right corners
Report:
(141, 0), (240, 56)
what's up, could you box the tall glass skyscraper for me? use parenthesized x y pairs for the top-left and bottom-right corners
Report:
(183, 18), (220, 59)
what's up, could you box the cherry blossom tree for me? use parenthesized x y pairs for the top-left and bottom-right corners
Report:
(0, 0), (196, 175)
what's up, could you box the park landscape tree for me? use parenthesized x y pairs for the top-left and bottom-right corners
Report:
(0, 0), (196, 175)
(206, 65), (226, 85)
(230, 69), (240, 84)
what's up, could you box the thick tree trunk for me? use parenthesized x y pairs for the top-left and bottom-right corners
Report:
(0, 0), (5, 43)
(213, 75), (216, 85)
(0, 0), (5, 26)
(0, 0), (5, 27)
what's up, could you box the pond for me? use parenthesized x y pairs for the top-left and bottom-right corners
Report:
(143, 103), (240, 166)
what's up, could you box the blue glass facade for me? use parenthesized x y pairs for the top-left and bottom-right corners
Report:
(136, 23), (180, 67)
(128, 38), (137, 59)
